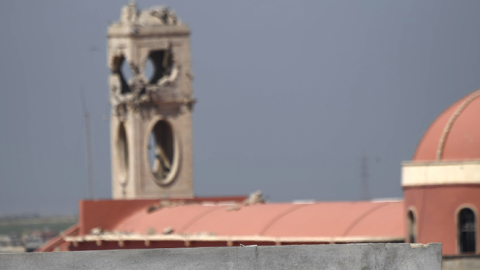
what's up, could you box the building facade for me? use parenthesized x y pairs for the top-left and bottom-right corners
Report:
(403, 89), (480, 255)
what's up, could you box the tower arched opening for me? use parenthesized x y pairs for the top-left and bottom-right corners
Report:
(144, 48), (174, 85)
(148, 120), (175, 185)
(111, 54), (132, 94)
(116, 122), (129, 185)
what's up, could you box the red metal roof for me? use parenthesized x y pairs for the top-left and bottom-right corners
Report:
(414, 89), (480, 162)
(38, 198), (405, 252)
(112, 200), (404, 240)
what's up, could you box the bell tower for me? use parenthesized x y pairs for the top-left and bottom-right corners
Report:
(108, 3), (194, 199)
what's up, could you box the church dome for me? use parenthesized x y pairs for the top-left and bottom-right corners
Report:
(413, 89), (480, 162)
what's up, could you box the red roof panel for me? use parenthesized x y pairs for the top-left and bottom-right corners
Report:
(112, 201), (404, 239)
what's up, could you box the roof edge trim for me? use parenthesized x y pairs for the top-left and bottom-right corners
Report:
(65, 234), (404, 244)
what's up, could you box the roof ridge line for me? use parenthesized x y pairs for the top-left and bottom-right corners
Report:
(341, 203), (390, 237)
(258, 204), (310, 236)
(436, 89), (480, 160)
(177, 207), (223, 233)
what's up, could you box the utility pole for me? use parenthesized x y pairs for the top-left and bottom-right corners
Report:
(81, 87), (95, 199)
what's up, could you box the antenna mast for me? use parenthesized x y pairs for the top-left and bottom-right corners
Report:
(81, 87), (95, 199)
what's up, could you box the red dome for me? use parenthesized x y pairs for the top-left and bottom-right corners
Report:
(413, 89), (480, 162)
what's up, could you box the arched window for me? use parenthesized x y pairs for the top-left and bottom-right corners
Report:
(148, 120), (176, 185)
(116, 122), (129, 186)
(407, 210), (416, 243)
(458, 208), (477, 254)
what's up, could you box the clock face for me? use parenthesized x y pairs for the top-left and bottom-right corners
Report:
(147, 120), (176, 185)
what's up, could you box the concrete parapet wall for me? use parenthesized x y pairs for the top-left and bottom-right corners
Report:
(0, 243), (442, 270)
(443, 255), (480, 270)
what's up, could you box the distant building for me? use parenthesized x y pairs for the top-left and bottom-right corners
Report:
(39, 3), (480, 265)
(0, 235), (24, 253)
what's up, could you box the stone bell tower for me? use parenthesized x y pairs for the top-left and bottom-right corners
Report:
(108, 3), (194, 199)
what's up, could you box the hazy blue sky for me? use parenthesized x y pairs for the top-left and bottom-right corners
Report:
(1, 1), (480, 215)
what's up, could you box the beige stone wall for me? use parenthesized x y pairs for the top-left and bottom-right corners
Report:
(111, 106), (193, 199)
